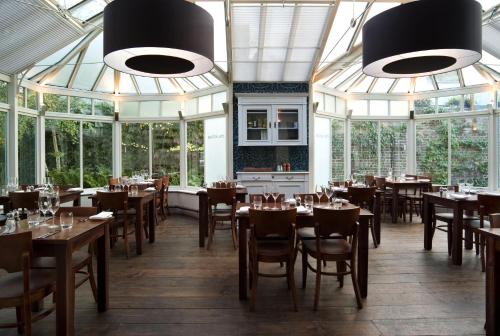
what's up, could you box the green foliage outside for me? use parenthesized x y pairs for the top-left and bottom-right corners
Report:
(0, 112), (6, 186)
(44, 93), (68, 113)
(414, 98), (435, 115)
(27, 89), (37, 110)
(187, 120), (204, 187)
(83, 122), (112, 187)
(351, 121), (378, 175)
(438, 96), (461, 113)
(17, 87), (24, 107)
(70, 96), (92, 115)
(0, 81), (8, 104)
(152, 122), (180, 185)
(122, 123), (149, 178)
(94, 99), (114, 116)
(331, 119), (344, 180)
(18, 115), (36, 184)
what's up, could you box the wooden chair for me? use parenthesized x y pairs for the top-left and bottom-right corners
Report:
(301, 206), (362, 310)
(32, 207), (99, 302)
(0, 231), (56, 335)
(347, 187), (378, 248)
(472, 194), (500, 271)
(161, 176), (171, 216)
(249, 193), (285, 204)
(96, 191), (134, 258)
(293, 193), (329, 204)
(404, 181), (431, 222)
(154, 179), (166, 224)
(207, 188), (238, 250)
(8, 191), (39, 212)
(248, 208), (297, 312)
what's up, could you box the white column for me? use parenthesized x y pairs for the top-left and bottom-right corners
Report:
(7, 74), (18, 183)
(79, 121), (83, 188)
(345, 117), (351, 179)
(488, 108), (497, 190)
(37, 91), (45, 184)
(179, 102), (187, 188)
(407, 118), (416, 174)
(308, 82), (315, 192)
(226, 84), (233, 179)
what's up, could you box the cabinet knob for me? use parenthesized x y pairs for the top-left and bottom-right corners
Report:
(286, 176), (293, 180)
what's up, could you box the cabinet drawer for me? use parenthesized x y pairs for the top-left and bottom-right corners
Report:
(271, 174), (306, 182)
(237, 174), (273, 182)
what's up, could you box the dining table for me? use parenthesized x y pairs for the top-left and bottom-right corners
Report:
(479, 228), (500, 335)
(89, 190), (156, 255)
(423, 192), (479, 265)
(385, 179), (432, 223)
(197, 188), (248, 247)
(2, 215), (111, 336)
(236, 202), (374, 300)
(0, 189), (83, 213)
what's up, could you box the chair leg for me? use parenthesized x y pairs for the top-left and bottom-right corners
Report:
(350, 258), (363, 309)
(16, 306), (24, 334)
(409, 200), (413, 222)
(370, 222), (378, 248)
(87, 261), (98, 303)
(313, 258), (322, 311)
(447, 222), (453, 257)
(336, 261), (344, 288)
(123, 223), (130, 259)
(207, 218), (215, 250)
(480, 235), (486, 272)
(289, 257), (298, 312)
(231, 219), (238, 250)
(474, 232), (480, 255)
(302, 248), (307, 289)
(250, 257), (258, 312)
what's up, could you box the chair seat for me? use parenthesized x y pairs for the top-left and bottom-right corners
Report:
(31, 250), (91, 270)
(303, 238), (351, 258)
(297, 227), (342, 240)
(256, 240), (291, 258)
(435, 213), (479, 222)
(0, 269), (55, 302)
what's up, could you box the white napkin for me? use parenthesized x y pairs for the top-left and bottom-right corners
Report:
(67, 187), (83, 192)
(296, 206), (311, 214)
(144, 187), (155, 191)
(138, 181), (150, 185)
(418, 179), (430, 182)
(341, 199), (349, 204)
(449, 193), (468, 200)
(89, 211), (113, 220)
(236, 184), (245, 189)
(237, 206), (250, 214)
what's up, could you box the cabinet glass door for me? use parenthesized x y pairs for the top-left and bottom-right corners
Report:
(276, 107), (299, 140)
(246, 108), (269, 141)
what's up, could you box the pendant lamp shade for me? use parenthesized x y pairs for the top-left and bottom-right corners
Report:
(103, 0), (214, 78)
(362, 0), (482, 78)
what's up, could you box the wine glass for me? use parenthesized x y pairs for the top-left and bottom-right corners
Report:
(48, 193), (60, 230)
(325, 186), (334, 206)
(253, 195), (262, 209)
(315, 185), (324, 202)
(304, 195), (314, 210)
(263, 185), (271, 204)
(38, 193), (50, 224)
(271, 188), (280, 209)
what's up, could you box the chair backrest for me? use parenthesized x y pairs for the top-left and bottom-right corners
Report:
(207, 188), (236, 206)
(9, 191), (39, 211)
(431, 185), (458, 192)
(215, 181), (236, 188)
(162, 176), (170, 189)
(478, 193), (500, 217)
(249, 208), (296, 240)
(294, 193), (328, 203)
(96, 191), (128, 212)
(154, 179), (164, 191)
(375, 177), (386, 190)
(249, 193), (285, 203)
(55, 206), (98, 217)
(347, 187), (376, 209)
(0, 231), (32, 273)
(364, 175), (375, 187)
(313, 206), (360, 237)
(490, 213), (500, 228)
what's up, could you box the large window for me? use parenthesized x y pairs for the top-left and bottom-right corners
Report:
(0, 81), (7, 103)
(380, 121), (407, 177)
(70, 96), (92, 115)
(44, 93), (68, 113)
(45, 119), (80, 186)
(331, 119), (345, 180)
(351, 121), (378, 175)
(83, 122), (112, 187)
(204, 117), (227, 185)
(0, 112), (6, 186)
(416, 119), (448, 184)
(152, 122), (180, 185)
(415, 98), (435, 115)
(122, 123), (149, 177)
(26, 89), (37, 110)
(18, 115), (37, 184)
(450, 117), (488, 187)
(187, 120), (204, 186)
(94, 99), (113, 116)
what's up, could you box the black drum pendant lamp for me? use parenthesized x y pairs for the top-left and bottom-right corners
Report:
(362, 0), (482, 78)
(103, 0), (214, 78)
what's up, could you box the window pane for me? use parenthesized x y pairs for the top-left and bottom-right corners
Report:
(152, 122), (181, 186)
(18, 87), (25, 107)
(44, 93), (68, 113)
(120, 102), (139, 117)
(212, 92), (226, 112)
(451, 117), (488, 187)
(0, 81), (7, 103)
(204, 117), (227, 185)
(390, 100), (408, 116)
(416, 119), (448, 184)
(94, 99), (113, 116)
(198, 95), (211, 114)
(331, 119), (345, 180)
(347, 100), (368, 116)
(27, 89), (37, 110)
(0, 113), (6, 186)
(314, 92), (324, 112)
(380, 121), (407, 177)
(18, 115), (37, 185)
(325, 95), (335, 114)
(414, 98), (435, 115)
(70, 96), (92, 115)
(45, 119), (80, 186)
(122, 123), (149, 177)
(369, 100), (388, 116)
(314, 117), (331, 186)
(437, 95), (461, 113)
(473, 92), (491, 110)
(187, 120), (204, 187)
(83, 122), (112, 188)
(336, 98), (346, 115)
(351, 121), (378, 175)
(498, 116), (500, 189)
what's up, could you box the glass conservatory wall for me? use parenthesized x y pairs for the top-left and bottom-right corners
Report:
(380, 121), (407, 177)
(204, 117), (227, 186)
(0, 81), (8, 104)
(122, 123), (149, 178)
(152, 122), (181, 185)
(83, 122), (113, 188)
(331, 119), (345, 180)
(18, 114), (37, 185)
(350, 120), (378, 175)
(313, 117), (331, 187)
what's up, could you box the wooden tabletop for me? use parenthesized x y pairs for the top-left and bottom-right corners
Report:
(236, 202), (373, 217)
(479, 228), (500, 239)
(423, 191), (479, 202)
(386, 179), (431, 185)
(88, 190), (156, 200)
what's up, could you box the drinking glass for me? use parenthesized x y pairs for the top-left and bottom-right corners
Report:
(27, 210), (40, 228)
(325, 187), (334, 205)
(48, 193), (60, 230)
(295, 195), (301, 207)
(281, 201), (289, 210)
(333, 197), (343, 209)
(130, 185), (139, 196)
(60, 212), (74, 229)
(263, 185), (271, 204)
(271, 189), (280, 209)
(304, 195), (314, 210)
(253, 195), (262, 209)
(315, 185), (324, 202)
(38, 193), (50, 224)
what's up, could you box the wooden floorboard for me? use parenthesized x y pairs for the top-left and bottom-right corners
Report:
(0, 214), (486, 335)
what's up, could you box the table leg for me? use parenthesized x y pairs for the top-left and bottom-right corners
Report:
(239, 217), (249, 300)
(357, 217), (369, 298)
(374, 193), (381, 245)
(148, 197), (155, 243)
(451, 206), (463, 265)
(135, 201), (144, 255)
(55, 245), (75, 336)
(198, 193), (208, 247)
(392, 185), (398, 223)
(423, 195), (434, 250)
(97, 223), (109, 312)
(485, 236), (500, 335)
(73, 195), (81, 206)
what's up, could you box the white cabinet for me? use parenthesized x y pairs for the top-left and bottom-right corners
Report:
(237, 96), (307, 146)
(236, 172), (310, 200)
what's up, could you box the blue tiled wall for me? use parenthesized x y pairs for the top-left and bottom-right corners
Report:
(232, 82), (309, 177)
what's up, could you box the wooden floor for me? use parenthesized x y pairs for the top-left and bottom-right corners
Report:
(0, 214), (487, 335)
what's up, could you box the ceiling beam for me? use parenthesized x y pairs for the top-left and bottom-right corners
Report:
(256, 5), (267, 81)
(91, 64), (107, 91)
(224, 0), (233, 82)
(170, 79), (185, 95)
(67, 47), (87, 89)
(430, 75), (438, 90)
(210, 64), (229, 85)
(345, 73), (365, 92)
(388, 78), (399, 93)
(457, 69), (465, 87)
(309, 2), (339, 80)
(113, 70), (120, 94)
(367, 77), (377, 93)
(474, 63), (498, 83)
(281, 5), (300, 81)
(313, 43), (362, 83)
(347, 1), (374, 53)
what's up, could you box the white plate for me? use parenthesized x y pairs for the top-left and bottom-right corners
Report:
(449, 193), (469, 200)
